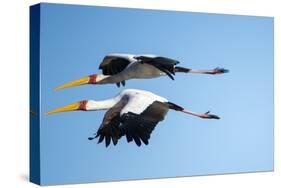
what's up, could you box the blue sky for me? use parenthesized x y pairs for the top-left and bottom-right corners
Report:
(39, 3), (273, 185)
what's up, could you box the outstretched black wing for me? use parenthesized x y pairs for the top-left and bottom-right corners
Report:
(99, 55), (132, 87)
(99, 56), (131, 75)
(92, 96), (129, 147)
(119, 101), (170, 146)
(136, 56), (179, 80)
(91, 100), (169, 147)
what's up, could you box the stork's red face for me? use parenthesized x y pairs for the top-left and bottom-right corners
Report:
(54, 74), (97, 91)
(88, 74), (97, 84)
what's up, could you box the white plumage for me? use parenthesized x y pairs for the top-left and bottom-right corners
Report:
(85, 89), (167, 114)
(118, 89), (168, 115)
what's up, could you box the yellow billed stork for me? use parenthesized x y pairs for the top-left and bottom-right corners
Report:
(46, 89), (219, 147)
(54, 53), (228, 91)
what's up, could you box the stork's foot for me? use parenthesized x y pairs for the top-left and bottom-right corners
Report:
(201, 111), (220, 119)
(208, 67), (229, 75)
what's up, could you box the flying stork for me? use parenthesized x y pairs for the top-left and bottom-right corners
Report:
(54, 53), (229, 91)
(46, 89), (220, 147)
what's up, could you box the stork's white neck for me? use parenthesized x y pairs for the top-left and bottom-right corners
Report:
(86, 98), (118, 111)
(96, 74), (110, 82)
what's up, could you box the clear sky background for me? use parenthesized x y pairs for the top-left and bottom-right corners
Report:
(39, 3), (273, 185)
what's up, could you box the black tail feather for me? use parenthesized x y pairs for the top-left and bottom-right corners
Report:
(174, 66), (191, 73)
(166, 102), (184, 111)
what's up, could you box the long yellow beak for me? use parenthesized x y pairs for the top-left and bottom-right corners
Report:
(54, 76), (90, 91)
(45, 102), (81, 115)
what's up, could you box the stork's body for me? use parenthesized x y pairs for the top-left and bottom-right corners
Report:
(55, 53), (228, 90)
(46, 89), (220, 147)
(99, 61), (166, 84)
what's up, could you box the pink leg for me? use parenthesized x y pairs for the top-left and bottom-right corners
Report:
(175, 66), (229, 75)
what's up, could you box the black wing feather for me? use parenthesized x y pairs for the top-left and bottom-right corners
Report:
(99, 56), (131, 76)
(132, 134), (141, 147)
(93, 96), (129, 147)
(126, 134), (133, 142)
(105, 136), (111, 147)
(92, 98), (169, 147)
(98, 135), (104, 143)
(136, 56), (179, 80)
(119, 101), (169, 146)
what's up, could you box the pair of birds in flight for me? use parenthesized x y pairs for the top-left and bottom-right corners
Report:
(46, 53), (229, 147)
